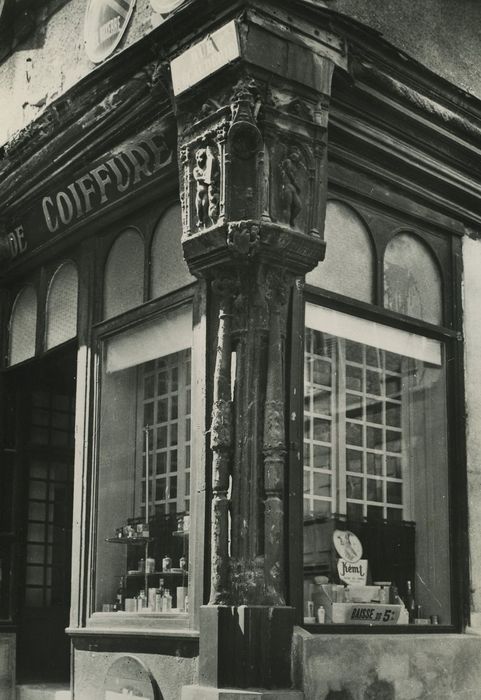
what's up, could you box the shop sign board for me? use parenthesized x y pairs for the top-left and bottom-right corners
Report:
(170, 20), (241, 95)
(331, 603), (402, 625)
(84, 0), (136, 63)
(4, 123), (174, 261)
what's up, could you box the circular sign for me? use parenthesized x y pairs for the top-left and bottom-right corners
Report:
(150, 0), (185, 13)
(84, 0), (136, 64)
(104, 655), (157, 699)
(333, 529), (363, 563)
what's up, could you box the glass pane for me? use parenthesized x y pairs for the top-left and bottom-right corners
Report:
(95, 308), (192, 614)
(45, 263), (79, 349)
(384, 233), (442, 324)
(346, 449), (362, 473)
(150, 204), (195, 298)
(104, 229), (144, 319)
(303, 306), (451, 626)
(306, 201), (374, 303)
(9, 286), (37, 365)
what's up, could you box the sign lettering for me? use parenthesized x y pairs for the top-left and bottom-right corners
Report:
(84, 0), (136, 64)
(4, 124), (174, 261)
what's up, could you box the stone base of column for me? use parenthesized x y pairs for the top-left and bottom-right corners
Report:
(181, 687), (303, 699)
(197, 605), (296, 691)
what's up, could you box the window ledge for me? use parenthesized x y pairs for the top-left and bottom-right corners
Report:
(66, 611), (199, 638)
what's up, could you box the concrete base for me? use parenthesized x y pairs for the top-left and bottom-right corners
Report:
(16, 684), (71, 700)
(182, 687), (303, 700)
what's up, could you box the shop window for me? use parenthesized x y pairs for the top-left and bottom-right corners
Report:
(306, 201), (375, 303)
(94, 305), (192, 617)
(103, 229), (144, 319)
(9, 285), (37, 365)
(45, 262), (79, 350)
(150, 204), (195, 298)
(303, 303), (450, 627)
(384, 233), (442, 325)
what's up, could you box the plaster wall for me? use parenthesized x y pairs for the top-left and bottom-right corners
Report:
(329, 0), (481, 100)
(462, 235), (481, 626)
(294, 629), (481, 700)
(73, 643), (198, 700)
(0, 0), (165, 147)
(3, 0), (481, 149)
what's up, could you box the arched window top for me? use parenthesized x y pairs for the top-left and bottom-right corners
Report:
(104, 228), (144, 319)
(46, 262), (79, 350)
(150, 204), (195, 299)
(9, 285), (37, 365)
(306, 200), (375, 304)
(384, 232), (443, 325)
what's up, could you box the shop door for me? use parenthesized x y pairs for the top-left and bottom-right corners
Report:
(12, 346), (76, 682)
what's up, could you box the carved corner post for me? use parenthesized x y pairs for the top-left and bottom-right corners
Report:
(171, 10), (346, 695)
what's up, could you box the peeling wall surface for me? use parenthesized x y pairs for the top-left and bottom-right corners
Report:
(462, 235), (481, 625)
(3, 0), (481, 147)
(0, 0), (163, 146)
(295, 630), (481, 700)
(329, 0), (481, 99)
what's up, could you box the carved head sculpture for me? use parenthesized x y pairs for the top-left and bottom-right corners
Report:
(195, 148), (207, 169)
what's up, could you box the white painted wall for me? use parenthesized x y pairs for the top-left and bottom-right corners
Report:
(462, 235), (481, 626)
(0, 0), (168, 147)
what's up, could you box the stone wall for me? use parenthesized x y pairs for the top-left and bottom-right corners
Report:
(73, 640), (198, 700)
(294, 628), (481, 699)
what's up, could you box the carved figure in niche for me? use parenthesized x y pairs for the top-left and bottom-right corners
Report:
(280, 146), (303, 227)
(193, 147), (220, 228)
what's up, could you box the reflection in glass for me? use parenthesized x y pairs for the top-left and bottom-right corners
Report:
(95, 307), (192, 614)
(303, 304), (450, 626)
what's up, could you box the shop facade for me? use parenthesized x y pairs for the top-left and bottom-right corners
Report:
(1, 1), (481, 698)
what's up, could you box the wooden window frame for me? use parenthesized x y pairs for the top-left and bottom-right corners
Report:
(287, 196), (469, 634)
(85, 282), (205, 634)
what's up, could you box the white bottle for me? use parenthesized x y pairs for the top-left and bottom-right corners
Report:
(162, 589), (172, 612)
(317, 605), (326, 623)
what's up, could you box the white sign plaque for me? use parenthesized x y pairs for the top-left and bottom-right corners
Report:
(84, 0), (136, 64)
(337, 558), (368, 585)
(171, 20), (241, 95)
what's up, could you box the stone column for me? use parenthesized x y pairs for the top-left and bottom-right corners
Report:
(172, 8), (346, 696)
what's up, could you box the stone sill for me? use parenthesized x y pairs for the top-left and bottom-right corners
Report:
(67, 612), (199, 638)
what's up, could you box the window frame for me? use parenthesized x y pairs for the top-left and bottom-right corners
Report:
(287, 198), (468, 634)
(86, 282), (205, 634)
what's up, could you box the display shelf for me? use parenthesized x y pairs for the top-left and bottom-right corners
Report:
(106, 537), (154, 545)
(126, 570), (187, 577)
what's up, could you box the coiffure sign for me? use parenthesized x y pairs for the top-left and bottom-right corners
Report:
(4, 123), (174, 261)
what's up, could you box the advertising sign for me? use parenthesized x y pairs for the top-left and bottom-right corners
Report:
(84, 0), (136, 63)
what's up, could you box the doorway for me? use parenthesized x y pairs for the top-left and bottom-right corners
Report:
(6, 344), (76, 682)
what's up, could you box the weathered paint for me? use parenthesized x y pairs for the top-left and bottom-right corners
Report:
(294, 629), (481, 700)
(463, 235), (481, 627)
